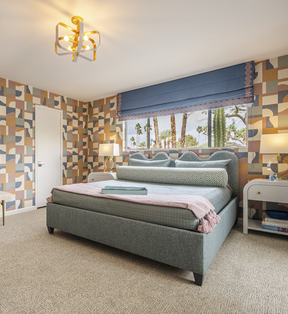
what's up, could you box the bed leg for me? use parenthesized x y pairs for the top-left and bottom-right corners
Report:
(47, 226), (54, 234)
(193, 273), (204, 286)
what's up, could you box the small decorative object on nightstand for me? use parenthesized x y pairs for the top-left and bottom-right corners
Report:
(243, 179), (288, 236)
(88, 172), (117, 183)
(99, 143), (120, 172)
(0, 191), (13, 226)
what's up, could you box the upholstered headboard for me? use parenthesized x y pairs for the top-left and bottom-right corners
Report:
(128, 152), (172, 167)
(128, 151), (239, 197)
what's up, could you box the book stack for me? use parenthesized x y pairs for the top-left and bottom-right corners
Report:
(262, 213), (288, 233)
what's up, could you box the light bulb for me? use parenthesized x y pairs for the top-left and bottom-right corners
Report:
(64, 35), (69, 42)
(68, 46), (72, 51)
(83, 35), (89, 41)
(85, 46), (90, 50)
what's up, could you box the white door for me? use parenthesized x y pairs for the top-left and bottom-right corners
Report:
(35, 106), (62, 207)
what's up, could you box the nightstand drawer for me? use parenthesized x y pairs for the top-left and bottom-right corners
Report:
(248, 184), (288, 202)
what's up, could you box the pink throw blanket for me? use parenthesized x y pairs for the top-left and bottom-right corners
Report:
(47, 183), (220, 233)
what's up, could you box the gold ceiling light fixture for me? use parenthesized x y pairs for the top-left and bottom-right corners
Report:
(55, 16), (101, 62)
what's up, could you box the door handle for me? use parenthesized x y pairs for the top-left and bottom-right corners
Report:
(38, 161), (46, 167)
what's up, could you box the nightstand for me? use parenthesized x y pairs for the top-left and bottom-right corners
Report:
(88, 172), (117, 183)
(243, 179), (288, 235)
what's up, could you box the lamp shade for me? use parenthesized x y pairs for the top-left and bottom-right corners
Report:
(99, 143), (120, 156)
(260, 134), (288, 153)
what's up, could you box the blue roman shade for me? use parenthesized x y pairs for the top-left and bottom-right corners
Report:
(117, 61), (254, 121)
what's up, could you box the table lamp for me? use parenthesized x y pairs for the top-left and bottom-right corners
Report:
(260, 133), (288, 180)
(98, 143), (120, 172)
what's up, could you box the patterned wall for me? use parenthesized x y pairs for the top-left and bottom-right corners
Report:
(87, 96), (123, 172)
(0, 78), (89, 211)
(246, 55), (288, 218)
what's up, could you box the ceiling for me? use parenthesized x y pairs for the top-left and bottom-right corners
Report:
(1, 0), (288, 102)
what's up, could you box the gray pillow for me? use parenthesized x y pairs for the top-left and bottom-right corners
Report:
(117, 166), (228, 188)
(128, 158), (171, 167)
(175, 159), (231, 168)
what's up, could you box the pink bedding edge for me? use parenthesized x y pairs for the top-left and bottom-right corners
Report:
(47, 183), (221, 233)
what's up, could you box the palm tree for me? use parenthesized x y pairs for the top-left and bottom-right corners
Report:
(171, 115), (176, 148)
(130, 136), (135, 148)
(135, 123), (142, 135)
(144, 123), (152, 148)
(203, 125), (208, 146)
(153, 117), (160, 148)
(180, 113), (188, 148)
(135, 123), (143, 148)
(160, 129), (171, 149)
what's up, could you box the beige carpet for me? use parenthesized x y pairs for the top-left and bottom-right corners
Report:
(1, 208), (288, 314)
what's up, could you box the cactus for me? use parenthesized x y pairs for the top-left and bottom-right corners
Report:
(213, 108), (226, 147)
(171, 115), (177, 148)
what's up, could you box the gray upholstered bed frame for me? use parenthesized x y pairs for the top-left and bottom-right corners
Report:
(46, 151), (238, 286)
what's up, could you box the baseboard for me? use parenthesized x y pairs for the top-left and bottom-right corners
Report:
(0, 206), (37, 217)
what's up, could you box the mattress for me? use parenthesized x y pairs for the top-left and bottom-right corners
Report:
(51, 179), (232, 231)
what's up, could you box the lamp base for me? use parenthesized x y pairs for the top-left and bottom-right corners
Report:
(104, 156), (114, 172)
(109, 159), (114, 172)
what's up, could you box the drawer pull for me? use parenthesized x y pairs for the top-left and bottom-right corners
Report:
(257, 191), (261, 194)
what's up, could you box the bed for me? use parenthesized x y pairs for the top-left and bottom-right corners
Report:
(46, 151), (238, 286)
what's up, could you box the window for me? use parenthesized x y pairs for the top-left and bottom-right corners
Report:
(125, 104), (247, 150)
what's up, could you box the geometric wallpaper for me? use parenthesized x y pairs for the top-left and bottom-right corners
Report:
(87, 96), (123, 172)
(246, 55), (288, 218)
(1, 53), (288, 219)
(0, 78), (89, 211)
